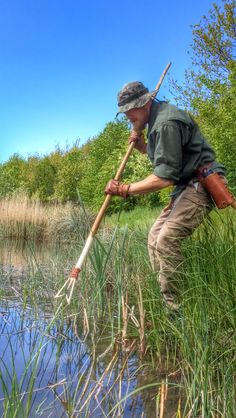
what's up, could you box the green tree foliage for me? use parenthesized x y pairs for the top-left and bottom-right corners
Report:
(53, 145), (86, 202)
(78, 119), (130, 211)
(172, 0), (236, 188)
(24, 155), (56, 201)
(0, 154), (27, 197)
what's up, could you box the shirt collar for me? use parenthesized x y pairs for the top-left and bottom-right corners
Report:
(147, 100), (160, 136)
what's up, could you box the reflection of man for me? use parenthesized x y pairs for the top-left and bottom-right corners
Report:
(105, 81), (225, 311)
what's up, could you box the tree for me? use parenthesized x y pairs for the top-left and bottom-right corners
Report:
(78, 119), (130, 210)
(53, 146), (86, 202)
(0, 154), (27, 197)
(171, 0), (236, 189)
(24, 155), (56, 201)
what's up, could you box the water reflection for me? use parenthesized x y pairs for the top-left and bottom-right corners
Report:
(0, 239), (54, 268)
(0, 241), (181, 417)
(0, 300), (165, 417)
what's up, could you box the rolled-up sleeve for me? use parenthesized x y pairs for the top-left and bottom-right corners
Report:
(151, 121), (183, 182)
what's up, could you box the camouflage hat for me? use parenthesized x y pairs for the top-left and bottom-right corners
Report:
(117, 81), (152, 114)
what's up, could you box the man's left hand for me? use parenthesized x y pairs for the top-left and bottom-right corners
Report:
(105, 180), (130, 198)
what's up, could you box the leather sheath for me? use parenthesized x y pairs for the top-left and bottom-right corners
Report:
(198, 171), (235, 209)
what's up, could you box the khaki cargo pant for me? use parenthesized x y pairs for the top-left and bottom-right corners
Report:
(148, 183), (212, 309)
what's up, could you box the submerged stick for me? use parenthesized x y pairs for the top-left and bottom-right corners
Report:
(55, 62), (172, 304)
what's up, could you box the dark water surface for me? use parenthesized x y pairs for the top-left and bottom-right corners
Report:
(0, 242), (181, 417)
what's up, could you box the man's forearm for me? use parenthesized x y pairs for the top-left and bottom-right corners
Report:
(128, 174), (174, 195)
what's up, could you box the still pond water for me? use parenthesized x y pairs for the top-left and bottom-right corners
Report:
(0, 241), (180, 417)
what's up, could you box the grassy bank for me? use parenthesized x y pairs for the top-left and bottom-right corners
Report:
(105, 205), (162, 229)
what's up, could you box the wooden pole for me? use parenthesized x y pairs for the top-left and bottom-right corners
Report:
(55, 62), (172, 304)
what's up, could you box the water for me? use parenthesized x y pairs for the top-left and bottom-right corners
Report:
(0, 241), (181, 417)
(0, 301), (157, 417)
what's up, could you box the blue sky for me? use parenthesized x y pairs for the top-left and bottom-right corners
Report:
(0, 0), (222, 163)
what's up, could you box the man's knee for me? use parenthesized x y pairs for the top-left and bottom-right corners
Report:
(148, 226), (177, 256)
(155, 234), (170, 257)
(155, 226), (182, 257)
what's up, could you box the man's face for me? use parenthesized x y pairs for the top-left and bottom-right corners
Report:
(124, 103), (151, 131)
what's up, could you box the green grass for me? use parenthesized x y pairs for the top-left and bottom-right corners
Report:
(104, 205), (162, 229)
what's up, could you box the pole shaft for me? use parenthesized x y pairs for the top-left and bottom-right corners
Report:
(91, 142), (135, 235)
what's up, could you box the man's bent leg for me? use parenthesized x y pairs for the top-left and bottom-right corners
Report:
(150, 184), (212, 308)
(148, 207), (173, 271)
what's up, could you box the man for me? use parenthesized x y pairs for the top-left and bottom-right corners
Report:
(105, 81), (225, 310)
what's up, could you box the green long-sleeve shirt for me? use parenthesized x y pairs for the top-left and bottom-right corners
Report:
(147, 100), (225, 195)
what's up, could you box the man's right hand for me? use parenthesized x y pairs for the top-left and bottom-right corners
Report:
(129, 130), (147, 154)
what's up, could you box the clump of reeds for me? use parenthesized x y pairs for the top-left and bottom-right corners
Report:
(0, 196), (93, 242)
(0, 196), (47, 240)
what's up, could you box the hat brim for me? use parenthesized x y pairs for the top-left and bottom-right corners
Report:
(117, 92), (153, 115)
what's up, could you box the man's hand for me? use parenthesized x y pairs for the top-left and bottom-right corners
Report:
(129, 130), (147, 154)
(105, 180), (130, 198)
